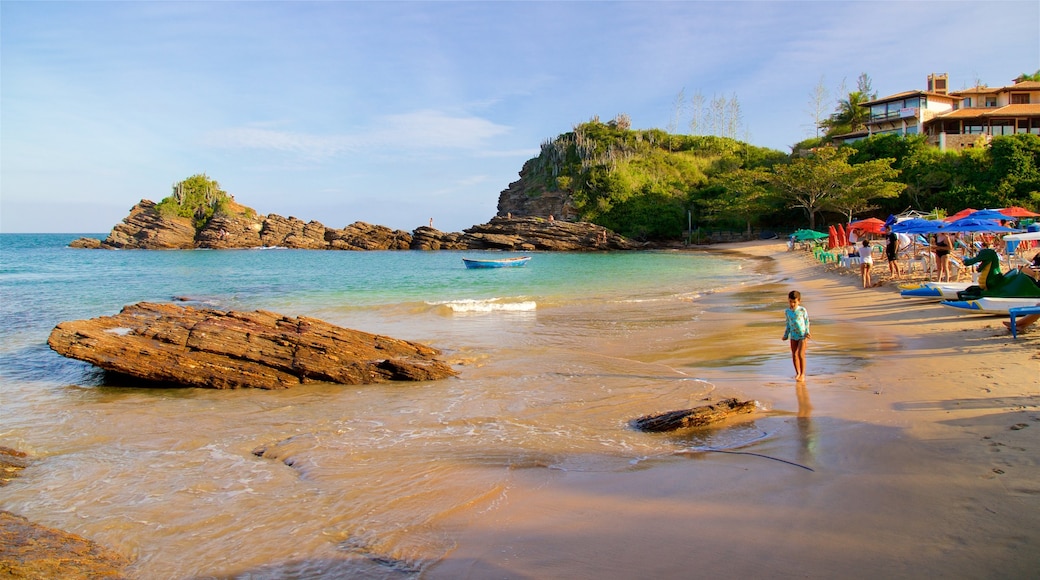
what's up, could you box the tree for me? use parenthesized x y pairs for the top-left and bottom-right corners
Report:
(826, 157), (904, 222)
(668, 88), (686, 135)
(822, 91), (871, 136)
(726, 94), (742, 139)
(156, 173), (231, 230)
(689, 91), (706, 135)
(769, 146), (901, 229)
(821, 73), (876, 138)
(806, 76), (829, 138)
(1016, 70), (1040, 82)
(701, 168), (777, 236)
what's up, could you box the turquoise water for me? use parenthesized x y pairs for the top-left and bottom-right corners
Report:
(0, 233), (789, 578)
(0, 233), (754, 382)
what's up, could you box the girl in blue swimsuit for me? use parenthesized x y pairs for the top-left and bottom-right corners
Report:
(783, 290), (811, 380)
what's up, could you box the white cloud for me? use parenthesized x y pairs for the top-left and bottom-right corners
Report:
(204, 110), (512, 160)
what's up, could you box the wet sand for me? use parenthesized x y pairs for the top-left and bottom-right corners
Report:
(428, 240), (1040, 579)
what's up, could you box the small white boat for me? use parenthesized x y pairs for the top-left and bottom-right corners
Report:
(940, 297), (1040, 314)
(462, 256), (531, 269)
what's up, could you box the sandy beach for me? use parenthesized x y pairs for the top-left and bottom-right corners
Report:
(428, 240), (1040, 579)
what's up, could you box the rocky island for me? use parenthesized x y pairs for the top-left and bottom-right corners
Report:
(68, 171), (640, 252)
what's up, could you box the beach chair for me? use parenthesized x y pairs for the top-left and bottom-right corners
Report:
(1008, 306), (1040, 339)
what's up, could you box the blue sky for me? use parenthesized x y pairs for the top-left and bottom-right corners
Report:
(2, 1), (1038, 234)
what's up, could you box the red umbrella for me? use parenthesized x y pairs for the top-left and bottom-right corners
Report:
(848, 218), (885, 235)
(836, 223), (848, 247)
(827, 225), (838, 249)
(944, 208), (977, 222)
(1000, 206), (1040, 218)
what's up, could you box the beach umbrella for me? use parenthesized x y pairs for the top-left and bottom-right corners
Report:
(942, 218), (1020, 233)
(966, 209), (1011, 221)
(791, 229), (829, 241)
(944, 208), (978, 222)
(890, 218), (945, 235)
(1000, 206), (1040, 218)
(827, 225), (838, 249)
(1004, 231), (1040, 241)
(848, 218), (885, 235)
(836, 223), (848, 247)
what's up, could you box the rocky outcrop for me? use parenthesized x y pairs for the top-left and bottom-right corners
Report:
(460, 216), (638, 251)
(101, 199), (198, 249)
(630, 398), (756, 432)
(47, 302), (457, 390)
(69, 198), (638, 252)
(496, 159), (577, 221)
(410, 226), (467, 250)
(326, 221), (413, 250)
(0, 511), (131, 578)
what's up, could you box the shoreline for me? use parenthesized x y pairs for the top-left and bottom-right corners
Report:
(428, 240), (1040, 578)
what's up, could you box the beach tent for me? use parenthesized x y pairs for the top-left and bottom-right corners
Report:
(1000, 206), (1040, 218)
(944, 208), (978, 222)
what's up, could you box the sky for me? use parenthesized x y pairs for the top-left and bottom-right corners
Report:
(2, 1), (1038, 234)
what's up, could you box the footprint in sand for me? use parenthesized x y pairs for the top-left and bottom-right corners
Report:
(1010, 423), (1029, 430)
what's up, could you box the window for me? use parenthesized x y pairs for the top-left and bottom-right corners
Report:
(985, 97), (997, 107)
(961, 97), (973, 108)
(1011, 93), (1030, 104)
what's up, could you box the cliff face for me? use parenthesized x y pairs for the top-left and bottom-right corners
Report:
(495, 159), (576, 221)
(69, 197), (639, 252)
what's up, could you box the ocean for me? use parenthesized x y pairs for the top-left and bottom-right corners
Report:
(1, 233), (796, 578)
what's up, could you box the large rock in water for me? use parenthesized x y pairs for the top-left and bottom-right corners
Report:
(47, 302), (457, 389)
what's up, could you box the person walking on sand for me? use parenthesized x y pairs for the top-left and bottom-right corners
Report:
(782, 290), (811, 381)
(857, 239), (874, 288)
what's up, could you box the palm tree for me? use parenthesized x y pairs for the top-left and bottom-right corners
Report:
(1016, 70), (1040, 82)
(822, 91), (871, 137)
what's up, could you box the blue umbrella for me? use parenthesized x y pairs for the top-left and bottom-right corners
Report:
(942, 218), (1020, 233)
(890, 218), (945, 234)
(967, 209), (1012, 221)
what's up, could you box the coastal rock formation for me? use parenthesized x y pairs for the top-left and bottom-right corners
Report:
(461, 216), (638, 251)
(68, 197), (638, 252)
(0, 448), (130, 577)
(496, 158), (577, 221)
(630, 398), (756, 432)
(102, 199), (198, 249)
(326, 221), (413, 250)
(0, 447), (30, 487)
(0, 511), (131, 578)
(47, 302), (457, 389)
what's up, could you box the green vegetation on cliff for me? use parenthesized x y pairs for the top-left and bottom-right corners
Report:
(527, 118), (787, 239)
(155, 173), (233, 230)
(523, 118), (1040, 239)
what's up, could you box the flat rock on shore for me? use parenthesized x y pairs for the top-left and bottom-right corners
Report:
(47, 302), (457, 389)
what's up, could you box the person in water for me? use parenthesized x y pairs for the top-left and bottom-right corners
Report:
(782, 290), (811, 381)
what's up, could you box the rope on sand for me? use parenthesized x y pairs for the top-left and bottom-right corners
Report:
(699, 449), (815, 472)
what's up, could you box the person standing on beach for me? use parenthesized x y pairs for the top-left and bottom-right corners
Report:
(885, 231), (901, 279)
(782, 290), (811, 381)
(857, 239), (874, 288)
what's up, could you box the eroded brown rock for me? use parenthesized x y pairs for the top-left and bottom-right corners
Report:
(47, 302), (457, 389)
(630, 398), (756, 432)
